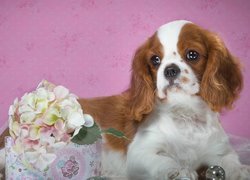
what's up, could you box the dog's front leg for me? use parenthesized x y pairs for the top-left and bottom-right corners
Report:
(126, 142), (197, 180)
(220, 152), (250, 180)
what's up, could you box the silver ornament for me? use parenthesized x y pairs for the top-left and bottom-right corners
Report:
(206, 165), (225, 180)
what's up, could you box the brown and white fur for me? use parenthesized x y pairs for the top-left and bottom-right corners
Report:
(0, 20), (249, 179)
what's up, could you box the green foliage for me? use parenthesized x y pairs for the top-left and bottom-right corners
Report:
(101, 128), (130, 140)
(71, 123), (102, 145)
(71, 124), (130, 145)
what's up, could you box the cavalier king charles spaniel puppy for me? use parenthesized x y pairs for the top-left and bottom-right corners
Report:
(79, 20), (250, 179)
(0, 20), (249, 179)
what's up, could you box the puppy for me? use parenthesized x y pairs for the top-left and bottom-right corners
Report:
(80, 20), (250, 179)
(1, 20), (249, 179)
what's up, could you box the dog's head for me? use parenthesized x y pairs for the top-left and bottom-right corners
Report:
(128, 20), (243, 121)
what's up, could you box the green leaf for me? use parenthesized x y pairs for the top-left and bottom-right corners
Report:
(71, 123), (101, 145)
(101, 128), (130, 140)
(71, 127), (87, 141)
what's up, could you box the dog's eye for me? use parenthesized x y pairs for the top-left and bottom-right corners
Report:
(151, 55), (161, 66)
(186, 50), (199, 61)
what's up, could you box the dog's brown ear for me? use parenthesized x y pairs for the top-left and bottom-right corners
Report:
(128, 37), (156, 121)
(200, 34), (243, 112)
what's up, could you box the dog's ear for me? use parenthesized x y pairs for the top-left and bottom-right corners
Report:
(200, 34), (243, 112)
(128, 37), (156, 121)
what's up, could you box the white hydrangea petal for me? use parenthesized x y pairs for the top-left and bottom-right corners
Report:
(60, 107), (71, 121)
(19, 105), (33, 114)
(72, 127), (81, 137)
(37, 80), (47, 89)
(9, 98), (19, 117)
(48, 92), (55, 102)
(13, 98), (18, 106)
(67, 112), (85, 129)
(8, 104), (16, 116)
(43, 107), (60, 125)
(54, 85), (69, 99)
(40, 136), (55, 146)
(83, 114), (94, 127)
(37, 80), (56, 90)
(59, 99), (73, 107)
(10, 121), (20, 137)
(20, 93), (28, 101)
(29, 126), (40, 140)
(36, 88), (48, 99)
(36, 99), (48, 113)
(8, 117), (14, 131)
(69, 96), (81, 107)
(20, 112), (36, 123)
(21, 93), (36, 108)
(69, 93), (78, 99)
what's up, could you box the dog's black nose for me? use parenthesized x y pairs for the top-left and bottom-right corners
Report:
(164, 64), (180, 80)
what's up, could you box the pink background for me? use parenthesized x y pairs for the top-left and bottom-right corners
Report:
(0, 0), (249, 138)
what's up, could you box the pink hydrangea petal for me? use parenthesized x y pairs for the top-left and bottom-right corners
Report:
(61, 133), (71, 142)
(23, 138), (40, 150)
(54, 119), (65, 131)
(31, 141), (41, 150)
(20, 128), (29, 138)
(40, 126), (54, 135)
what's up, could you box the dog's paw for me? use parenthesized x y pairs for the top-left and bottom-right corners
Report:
(165, 168), (197, 180)
(226, 165), (250, 180)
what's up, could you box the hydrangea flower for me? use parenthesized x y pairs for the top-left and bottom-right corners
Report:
(8, 80), (94, 171)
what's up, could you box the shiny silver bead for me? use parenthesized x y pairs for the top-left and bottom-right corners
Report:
(206, 165), (225, 180)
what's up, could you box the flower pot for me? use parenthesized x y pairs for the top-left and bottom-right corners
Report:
(5, 136), (102, 179)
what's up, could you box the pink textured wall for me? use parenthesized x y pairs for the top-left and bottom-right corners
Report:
(0, 0), (250, 138)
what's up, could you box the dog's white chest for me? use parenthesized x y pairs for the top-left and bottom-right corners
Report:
(134, 93), (226, 169)
(158, 104), (212, 141)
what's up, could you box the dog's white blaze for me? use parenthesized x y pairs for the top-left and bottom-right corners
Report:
(156, 20), (199, 99)
(157, 20), (190, 55)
